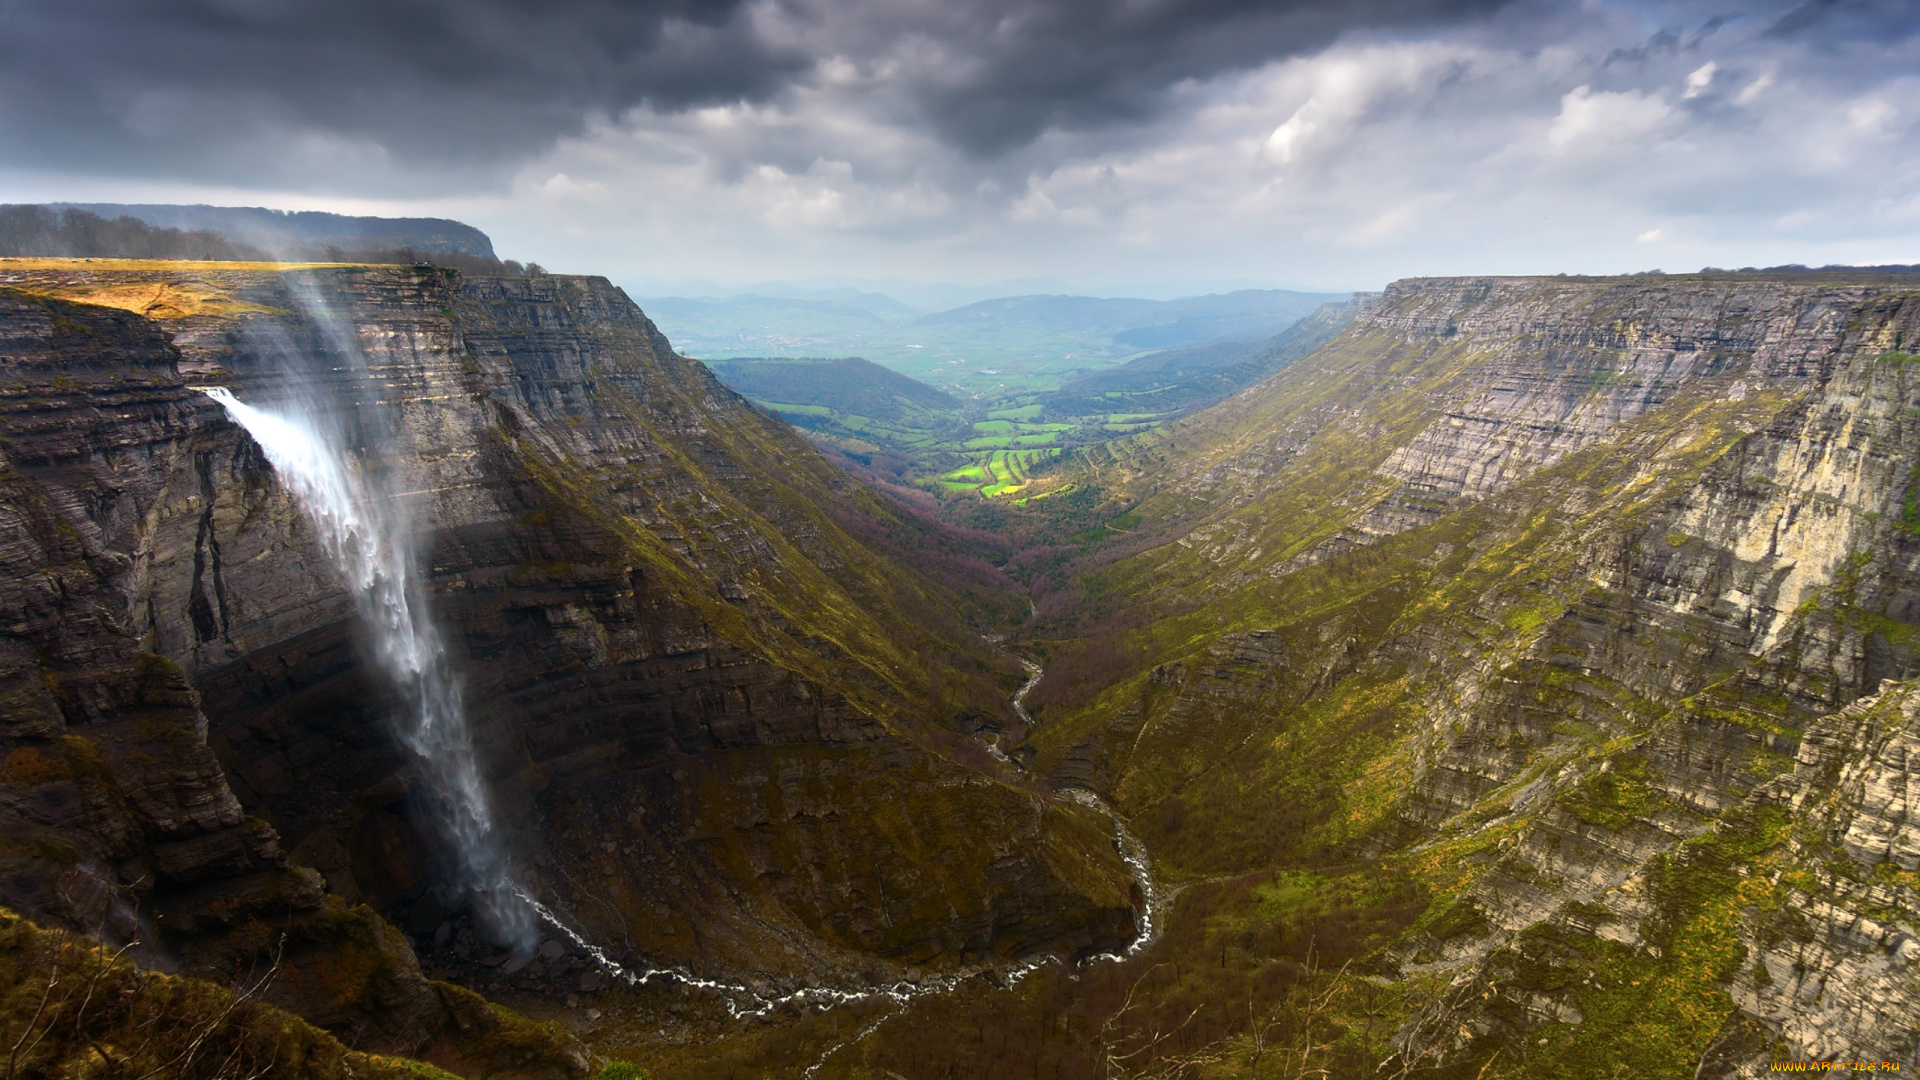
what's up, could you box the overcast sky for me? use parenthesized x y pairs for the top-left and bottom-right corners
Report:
(1, 0), (1915, 295)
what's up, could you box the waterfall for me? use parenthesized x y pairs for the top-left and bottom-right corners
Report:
(201, 386), (533, 950)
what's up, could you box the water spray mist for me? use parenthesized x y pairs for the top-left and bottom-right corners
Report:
(202, 385), (533, 951)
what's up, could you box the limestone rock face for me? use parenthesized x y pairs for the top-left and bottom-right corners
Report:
(0, 287), (463, 1057)
(1033, 273), (1920, 1072)
(0, 289), (287, 927)
(1734, 684), (1920, 1069)
(1381, 281), (1920, 1071)
(1099, 275), (1915, 551)
(0, 267), (1131, 1056)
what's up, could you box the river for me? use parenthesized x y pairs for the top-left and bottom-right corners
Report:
(521, 657), (1163, 1076)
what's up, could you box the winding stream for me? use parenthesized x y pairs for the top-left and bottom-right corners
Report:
(1011, 658), (1043, 724)
(1061, 787), (1163, 961)
(519, 657), (1164, 1075)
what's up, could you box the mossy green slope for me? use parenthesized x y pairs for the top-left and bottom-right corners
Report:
(0, 905), (580, 1080)
(458, 275), (1025, 736)
(973, 273), (1920, 1076)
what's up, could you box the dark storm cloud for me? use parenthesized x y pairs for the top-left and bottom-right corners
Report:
(1766, 0), (1920, 39)
(812, 0), (1515, 155)
(0, 0), (1512, 189)
(0, 0), (799, 186)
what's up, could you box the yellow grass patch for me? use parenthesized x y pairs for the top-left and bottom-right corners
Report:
(0, 257), (389, 320)
(0, 256), (346, 272)
(36, 280), (282, 320)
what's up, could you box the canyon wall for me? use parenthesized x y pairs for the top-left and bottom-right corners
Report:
(10, 259), (1917, 1076)
(0, 263), (1132, 1067)
(1022, 272), (1920, 1074)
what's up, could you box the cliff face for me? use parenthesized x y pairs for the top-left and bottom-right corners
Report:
(0, 285), (518, 1063)
(1743, 684), (1920, 1062)
(12, 258), (1918, 1076)
(0, 262), (1132, 1067)
(1016, 273), (1920, 1073)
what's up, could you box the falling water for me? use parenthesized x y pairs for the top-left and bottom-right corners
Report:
(200, 386), (533, 950)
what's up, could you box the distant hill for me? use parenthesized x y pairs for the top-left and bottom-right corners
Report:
(46, 203), (496, 258)
(725, 286), (922, 318)
(644, 288), (1345, 385)
(646, 296), (893, 356)
(683, 292), (1362, 501)
(910, 289), (1338, 351)
(910, 294), (1167, 334)
(0, 204), (267, 261)
(1039, 294), (1373, 422)
(702, 357), (973, 468)
(705, 356), (962, 421)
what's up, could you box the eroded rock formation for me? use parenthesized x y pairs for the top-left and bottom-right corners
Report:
(0, 263), (1133, 1072)
(1020, 271), (1920, 1074)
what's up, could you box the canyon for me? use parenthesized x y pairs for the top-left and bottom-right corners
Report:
(0, 259), (1916, 1078)
(0, 260), (1132, 1077)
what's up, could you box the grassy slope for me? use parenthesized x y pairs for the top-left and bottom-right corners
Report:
(915, 276), (1920, 1078)
(0, 906), (589, 1080)
(487, 318), (1028, 732)
(1028, 374), (1802, 866)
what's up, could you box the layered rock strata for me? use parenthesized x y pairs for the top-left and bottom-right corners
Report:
(0, 263), (1133, 1065)
(1023, 273), (1920, 1072)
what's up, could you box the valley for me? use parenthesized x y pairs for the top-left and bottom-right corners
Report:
(0, 256), (1917, 1080)
(641, 289), (1341, 399)
(678, 292), (1355, 501)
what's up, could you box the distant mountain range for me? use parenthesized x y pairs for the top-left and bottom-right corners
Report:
(911, 290), (1344, 352)
(49, 204), (496, 258)
(1041, 294), (1376, 420)
(643, 287), (1343, 403)
(677, 287), (924, 319)
(1, 203), (496, 261)
(2, 204), (267, 261)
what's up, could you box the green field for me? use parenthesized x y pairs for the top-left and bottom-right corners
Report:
(937, 447), (1062, 497)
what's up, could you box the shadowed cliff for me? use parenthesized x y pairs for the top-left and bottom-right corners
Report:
(0, 259), (1135, 1075)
